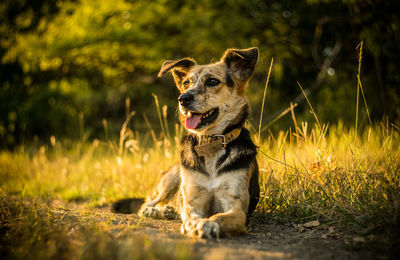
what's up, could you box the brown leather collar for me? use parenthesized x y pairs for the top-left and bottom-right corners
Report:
(194, 128), (241, 157)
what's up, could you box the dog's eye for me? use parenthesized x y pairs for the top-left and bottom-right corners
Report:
(183, 80), (190, 86)
(206, 78), (220, 87)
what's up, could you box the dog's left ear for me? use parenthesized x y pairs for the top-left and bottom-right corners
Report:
(158, 58), (197, 90)
(221, 47), (258, 83)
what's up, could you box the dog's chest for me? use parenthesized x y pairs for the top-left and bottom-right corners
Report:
(190, 149), (235, 191)
(203, 149), (225, 177)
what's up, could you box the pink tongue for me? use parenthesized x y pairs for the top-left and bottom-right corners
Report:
(185, 114), (202, 129)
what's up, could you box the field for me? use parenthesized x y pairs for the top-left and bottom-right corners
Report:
(1, 49), (399, 259)
(1, 114), (399, 259)
(1, 0), (399, 259)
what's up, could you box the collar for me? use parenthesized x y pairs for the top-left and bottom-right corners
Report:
(194, 128), (241, 157)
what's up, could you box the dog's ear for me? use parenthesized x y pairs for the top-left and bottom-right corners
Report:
(221, 47), (258, 84)
(158, 58), (197, 89)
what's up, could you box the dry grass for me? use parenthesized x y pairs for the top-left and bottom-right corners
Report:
(1, 120), (399, 225)
(257, 122), (400, 231)
(0, 194), (193, 260)
(1, 112), (399, 258)
(1, 52), (399, 257)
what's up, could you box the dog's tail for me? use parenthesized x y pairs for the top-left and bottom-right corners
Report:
(112, 198), (145, 214)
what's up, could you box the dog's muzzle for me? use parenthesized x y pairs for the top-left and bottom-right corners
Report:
(178, 93), (194, 108)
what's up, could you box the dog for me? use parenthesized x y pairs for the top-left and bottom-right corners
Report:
(118, 47), (260, 239)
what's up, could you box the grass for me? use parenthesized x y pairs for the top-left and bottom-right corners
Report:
(0, 136), (179, 205)
(1, 120), (400, 259)
(1, 120), (399, 226)
(0, 194), (193, 260)
(257, 122), (399, 229)
(1, 51), (399, 257)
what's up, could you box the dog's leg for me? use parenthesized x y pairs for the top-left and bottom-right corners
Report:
(181, 175), (250, 238)
(139, 165), (181, 219)
(209, 161), (259, 236)
(180, 182), (215, 237)
(208, 200), (247, 236)
(182, 198), (248, 238)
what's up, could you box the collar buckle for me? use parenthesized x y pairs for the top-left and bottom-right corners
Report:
(214, 135), (227, 147)
(194, 128), (241, 157)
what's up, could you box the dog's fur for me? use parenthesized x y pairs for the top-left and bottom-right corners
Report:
(137, 47), (260, 238)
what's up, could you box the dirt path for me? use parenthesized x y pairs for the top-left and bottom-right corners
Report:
(129, 218), (373, 260)
(51, 203), (377, 260)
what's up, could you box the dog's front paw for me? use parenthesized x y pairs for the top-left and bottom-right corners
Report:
(181, 219), (220, 239)
(139, 206), (162, 219)
(161, 206), (180, 220)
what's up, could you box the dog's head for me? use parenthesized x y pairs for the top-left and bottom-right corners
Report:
(158, 47), (258, 135)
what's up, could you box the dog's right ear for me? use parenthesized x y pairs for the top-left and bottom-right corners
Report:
(158, 58), (197, 90)
(221, 47), (258, 84)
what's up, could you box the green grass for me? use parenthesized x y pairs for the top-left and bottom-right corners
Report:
(0, 194), (193, 260)
(1, 48), (400, 256)
(1, 118), (399, 258)
(257, 122), (400, 230)
(0, 134), (180, 205)
(1, 121), (399, 227)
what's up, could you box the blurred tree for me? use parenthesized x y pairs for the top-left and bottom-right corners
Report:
(0, 0), (62, 146)
(1, 0), (399, 147)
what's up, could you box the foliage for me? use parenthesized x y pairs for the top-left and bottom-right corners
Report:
(1, 0), (399, 147)
(1, 122), (399, 234)
(1, 122), (400, 257)
(0, 194), (193, 259)
(257, 122), (400, 230)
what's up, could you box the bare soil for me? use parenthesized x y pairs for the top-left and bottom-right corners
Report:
(51, 203), (381, 260)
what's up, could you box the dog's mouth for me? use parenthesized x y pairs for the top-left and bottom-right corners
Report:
(184, 108), (219, 130)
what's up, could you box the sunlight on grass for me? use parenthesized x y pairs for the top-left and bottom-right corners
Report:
(0, 105), (399, 259)
(0, 139), (179, 205)
(1, 120), (399, 231)
(0, 82), (399, 258)
(257, 122), (399, 231)
(0, 194), (193, 259)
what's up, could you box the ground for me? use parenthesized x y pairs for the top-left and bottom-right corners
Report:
(1, 123), (398, 259)
(50, 202), (377, 260)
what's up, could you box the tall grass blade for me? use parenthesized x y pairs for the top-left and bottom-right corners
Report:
(162, 105), (171, 141)
(152, 93), (166, 140)
(355, 41), (363, 134)
(357, 75), (372, 126)
(297, 81), (321, 130)
(118, 111), (135, 156)
(125, 97), (131, 120)
(290, 102), (299, 142)
(143, 113), (158, 144)
(261, 103), (298, 132)
(258, 58), (274, 142)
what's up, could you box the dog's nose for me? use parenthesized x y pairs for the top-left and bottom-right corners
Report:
(178, 93), (194, 107)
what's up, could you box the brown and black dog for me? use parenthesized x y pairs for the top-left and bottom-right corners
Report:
(116, 47), (260, 239)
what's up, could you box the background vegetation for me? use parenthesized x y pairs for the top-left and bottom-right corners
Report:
(1, 0), (399, 147)
(1, 0), (400, 258)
